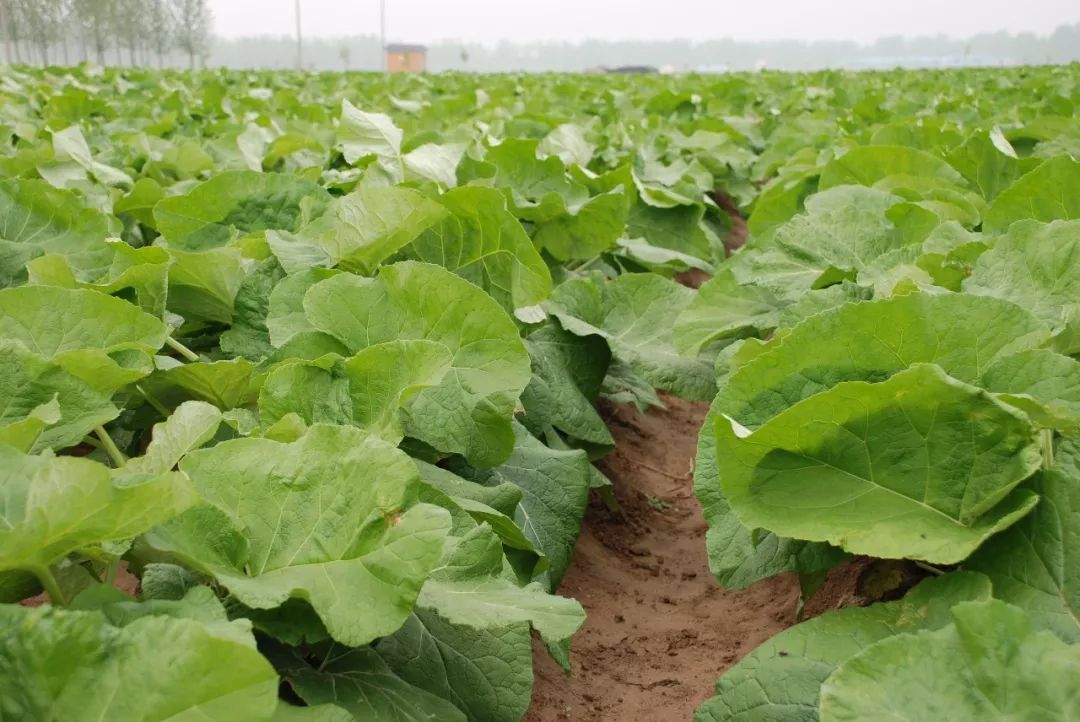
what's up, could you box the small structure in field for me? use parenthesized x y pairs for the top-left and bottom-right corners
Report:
(610, 65), (658, 74)
(386, 44), (427, 73)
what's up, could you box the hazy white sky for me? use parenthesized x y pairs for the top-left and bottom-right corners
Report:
(211, 0), (1080, 44)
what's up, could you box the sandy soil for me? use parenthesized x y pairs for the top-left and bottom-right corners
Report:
(715, 192), (749, 253)
(525, 396), (802, 722)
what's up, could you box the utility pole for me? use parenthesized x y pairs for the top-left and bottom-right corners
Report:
(380, 0), (386, 72)
(295, 0), (303, 70)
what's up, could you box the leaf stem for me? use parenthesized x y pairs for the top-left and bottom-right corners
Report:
(573, 254), (602, 273)
(104, 560), (118, 586)
(914, 560), (946, 576)
(94, 426), (127, 467)
(31, 566), (66, 606)
(136, 384), (171, 418)
(1041, 428), (1055, 470)
(164, 336), (200, 363)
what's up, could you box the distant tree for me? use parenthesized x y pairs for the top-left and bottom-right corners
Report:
(13, 0), (62, 65)
(172, 0), (210, 69)
(113, 0), (150, 65)
(1048, 24), (1079, 64)
(55, 0), (74, 64)
(3, 0), (23, 63)
(145, 0), (172, 66)
(0, 0), (14, 64)
(73, 0), (114, 65)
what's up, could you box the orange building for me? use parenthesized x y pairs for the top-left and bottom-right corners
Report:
(385, 44), (427, 73)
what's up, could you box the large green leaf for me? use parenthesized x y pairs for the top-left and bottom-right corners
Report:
(772, 185), (907, 261)
(983, 156), (1080, 233)
(818, 145), (969, 191)
(547, 272), (715, 401)
(256, 356), (350, 430)
(819, 601), (1080, 721)
(519, 323), (613, 449)
(0, 604), (279, 722)
(114, 177), (165, 228)
(27, 240), (171, 318)
(532, 189), (629, 262)
(122, 401), (223, 477)
(48, 124), (133, 188)
(632, 151), (713, 208)
(0, 179), (111, 288)
(265, 267), (340, 348)
(145, 425), (451, 646)
(274, 702), (352, 722)
(980, 349), (1080, 432)
(415, 460), (523, 519)
(0, 397), (60, 453)
(451, 421), (591, 590)
(695, 573), (993, 722)
(774, 282), (873, 330)
(967, 435), (1080, 643)
(730, 185), (909, 297)
(0, 286), (167, 392)
(404, 142), (467, 188)
(695, 397), (846, 590)
(377, 609), (533, 722)
(409, 186), (552, 313)
(418, 476), (545, 575)
(72, 583), (228, 624)
(283, 646), (467, 722)
(258, 341), (454, 442)
(469, 138), (583, 223)
(165, 245), (248, 325)
(674, 269), (782, 356)
(468, 139), (628, 261)
(600, 356), (665, 412)
(0, 340), (118, 452)
(716, 364), (1041, 563)
(337, 100), (405, 182)
(302, 262), (531, 467)
(746, 169), (819, 242)
(154, 171), (332, 250)
(964, 219), (1080, 343)
(716, 292), (1048, 429)
(142, 358), (258, 410)
(946, 128), (1036, 201)
(625, 197), (716, 264)
(418, 524), (586, 647)
(220, 258), (288, 360)
(0, 447), (196, 581)
(613, 235), (716, 275)
(538, 123), (595, 168)
(267, 185), (446, 275)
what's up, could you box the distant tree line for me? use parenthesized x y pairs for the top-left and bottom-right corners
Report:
(0, 0), (211, 68)
(1, 7), (1078, 73)
(212, 24), (1080, 73)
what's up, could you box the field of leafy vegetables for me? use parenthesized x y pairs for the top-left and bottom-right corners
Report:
(0, 62), (1078, 721)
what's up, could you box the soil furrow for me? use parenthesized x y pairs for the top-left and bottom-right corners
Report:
(525, 395), (800, 722)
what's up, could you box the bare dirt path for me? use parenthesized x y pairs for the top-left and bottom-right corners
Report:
(525, 395), (801, 722)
